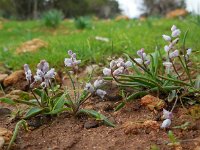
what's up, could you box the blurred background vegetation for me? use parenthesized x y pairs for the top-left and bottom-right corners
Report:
(0, 0), (199, 71)
(0, 0), (120, 19)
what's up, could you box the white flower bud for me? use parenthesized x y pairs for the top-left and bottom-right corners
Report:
(34, 75), (42, 82)
(96, 89), (106, 99)
(172, 29), (181, 37)
(85, 83), (95, 93)
(24, 64), (32, 82)
(113, 67), (124, 76)
(94, 79), (104, 88)
(164, 45), (170, 52)
(161, 119), (171, 129)
(110, 60), (116, 69)
(187, 48), (192, 55)
(134, 58), (143, 64)
(163, 62), (172, 68)
(171, 25), (177, 32)
(162, 35), (171, 42)
(125, 61), (132, 67)
(64, 58), (73, 67)
(103, 68), (111, 76)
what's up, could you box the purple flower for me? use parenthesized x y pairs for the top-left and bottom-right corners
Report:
(172, 29), (181, 37)
(137, 48), (145, 58)
(163, 109), (173, 120)
(125, 61), (132, 67)
(171, 25), (177, 32)
(113, 67), (124, 76)
(169, 50), (179, 58)
(164, 45), (171, 52)
(96, 89), (107, 99)
(84, 83), (95, 93)
(64, 50), (81, 68)
(37, 60), (49, 73)
(94, 78), (104, 88)
(162, 35), (171, 42)
(45, 68), (56, 79)
(103, 68), (111, 76)
(24, 64), (32, 82)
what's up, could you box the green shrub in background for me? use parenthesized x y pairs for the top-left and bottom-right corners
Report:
(42, 9), (63, 28)
(74, 16), (92, 30)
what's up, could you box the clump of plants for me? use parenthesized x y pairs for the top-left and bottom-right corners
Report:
(74, 16), (92, 29)
(103, 25), (200, 128)
(0, 50), (114, 149)
(42, 9), (64, 28)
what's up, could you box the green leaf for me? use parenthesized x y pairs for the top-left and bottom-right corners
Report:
(126, 91), (148, 102)
(167, 90), (177, 102)
(195, 75), (200, 89)
(0, 98), (16, 105)
(115, 102), (125, 111)
(78, 109), (115, 127)
(168, 130), (178, 144)
(53, 94), (66, 110)
(7, 120), (28, 150)
(33, 88), (48, 103)
(15, 99), (38, 106)
(24, 107), (43, 119)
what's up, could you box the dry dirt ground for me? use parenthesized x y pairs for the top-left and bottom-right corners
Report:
(1, 97), (200, 150)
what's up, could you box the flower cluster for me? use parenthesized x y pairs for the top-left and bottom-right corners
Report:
(162, 25), (182, 69)
(134, 48), (150, 66)
(85, 78), (107, 99)
(64, 50), (81, 70)
(161, 109), (173, 129)
(103, 58), (132, 76)
(24, 60), (56, 88)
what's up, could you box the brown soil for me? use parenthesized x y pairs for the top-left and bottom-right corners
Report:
(1, 98), (200, 150)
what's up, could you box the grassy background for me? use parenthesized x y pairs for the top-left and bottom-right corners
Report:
(0, 17), (200, 70)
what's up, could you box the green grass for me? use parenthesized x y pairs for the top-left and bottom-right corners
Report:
(0, 17), (200, 70)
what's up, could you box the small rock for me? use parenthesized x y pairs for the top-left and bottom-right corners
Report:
(3, 70), (28, 91)
(84, 120), (99, 129)
(0, 136), (5, 149)
(0, 108), (11, 117)
(141, 95), (166, 111)
(0, 74), (8, 83)
(123, 120), (159, 135)
(95, 101), (114, 112)
(0, 127), (12, 143)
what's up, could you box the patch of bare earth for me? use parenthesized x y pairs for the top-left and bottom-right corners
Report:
(1, 98), (200, 150)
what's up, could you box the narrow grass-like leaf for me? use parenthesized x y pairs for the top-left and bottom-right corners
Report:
(78, 109), (115, 127)
(7, 120), (28, 150)
(115, 102), (125, 111)
(0, 98), (16, 105)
